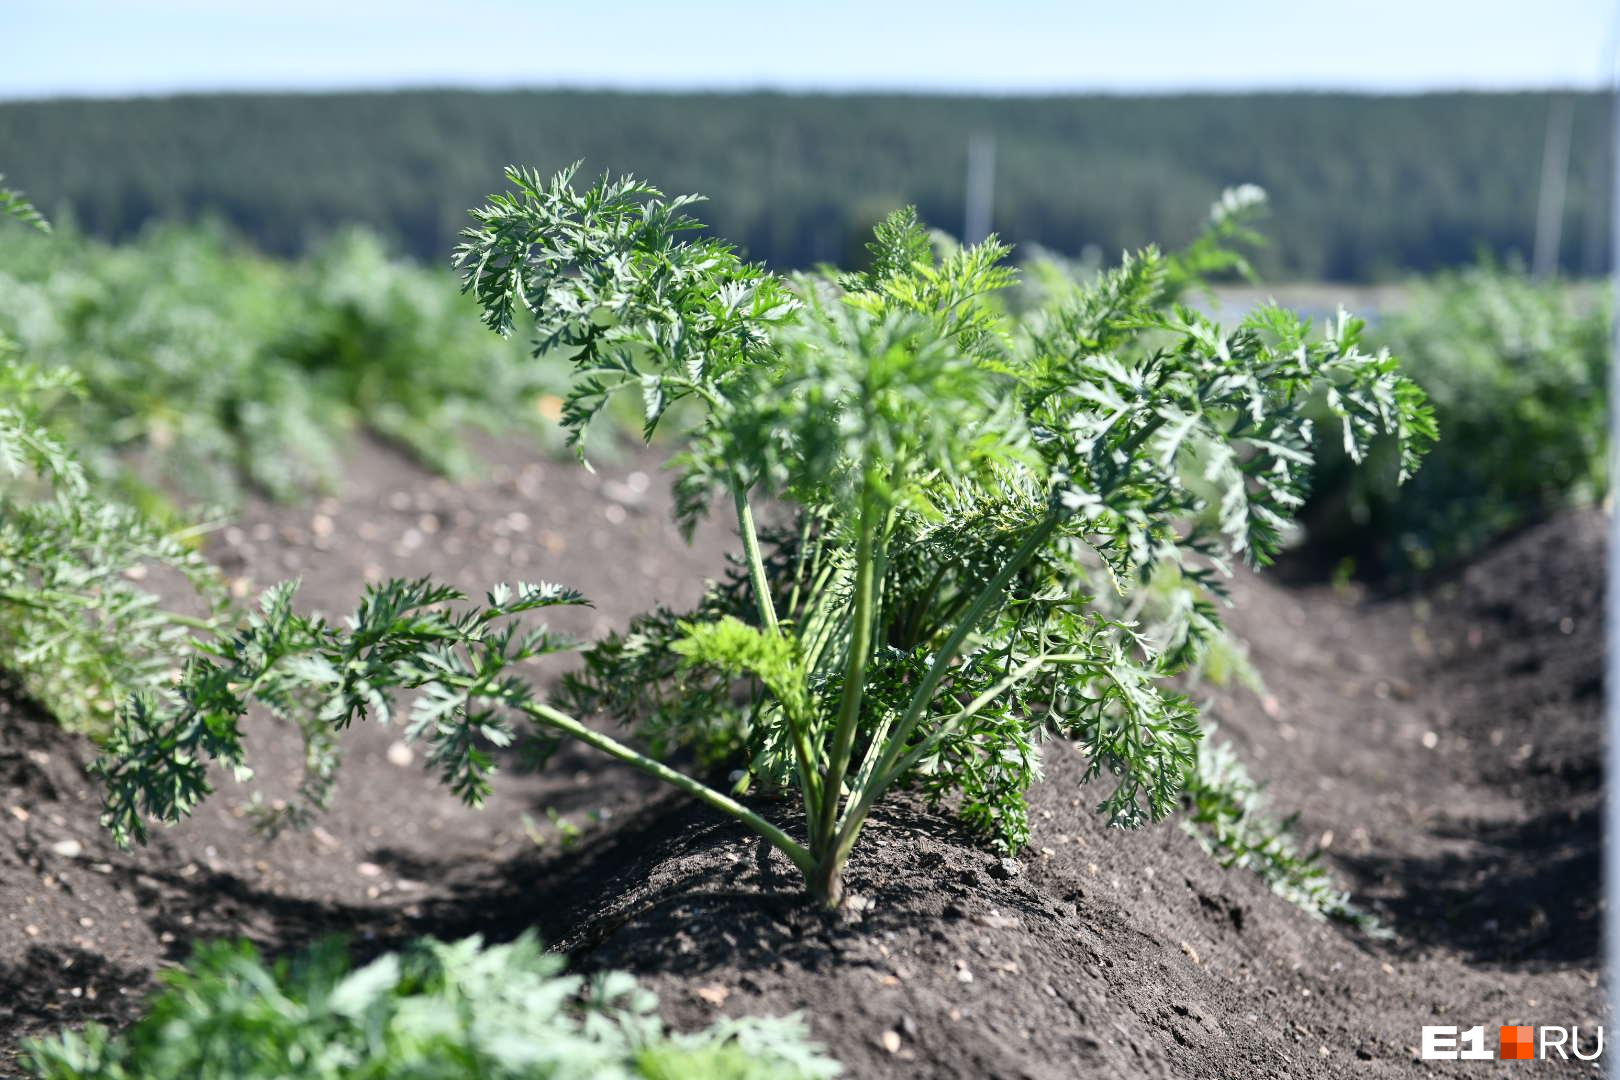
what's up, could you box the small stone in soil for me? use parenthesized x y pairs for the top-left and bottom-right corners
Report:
(989, 856), (1021, 880)
(694, 984), (730, 1006)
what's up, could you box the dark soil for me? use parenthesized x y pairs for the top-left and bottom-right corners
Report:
(0, 437), (1603, 1078)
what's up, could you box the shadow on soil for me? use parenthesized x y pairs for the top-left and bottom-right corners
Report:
(1339, 804), (1600, 969)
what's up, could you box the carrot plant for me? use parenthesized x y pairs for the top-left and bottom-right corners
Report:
(1, 184), (228, 734)
(98, 167), (1433, 909)
(23, 933), (839, 1079)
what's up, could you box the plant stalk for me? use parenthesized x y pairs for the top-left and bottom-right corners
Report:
(815, 485), (879, 857)
(731, 481), (823, 821)
(732, 483), (780, 635)
(517, 699), (815, 876)
(0, 588), (216, 632)
(833, 507), (1061, 856)
(808, 854), (846, 910)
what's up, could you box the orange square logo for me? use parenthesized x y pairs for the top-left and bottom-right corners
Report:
(1499, 1026), (1534, 1060)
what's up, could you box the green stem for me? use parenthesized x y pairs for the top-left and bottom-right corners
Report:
(732, 483), (780, 635)
(900, 557), (955, 648)
(816, 484), (879, 853)
(893, 511), (1059, 752)
(161, 610), (216, 632)
(516, 698), (815, 876)
(834, 508), (1061, 852)
(0, 588), (216, 632)
(785, 513), (815, 621)
(875, 650), (1094, 801)
(730, 480), (822, 820)
(798, 557), (843, 673)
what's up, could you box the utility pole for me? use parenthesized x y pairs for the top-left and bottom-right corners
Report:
(1533, 96), (1575, 279)
(1595, 7), (1620, 1069)
(964, 133), (995, 244)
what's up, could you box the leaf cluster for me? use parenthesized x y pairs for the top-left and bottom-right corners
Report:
(1, 174), (50, 233)
(455, 164), (798, 460)
(95, 578), (587, 847)
(22, 933), (840, 1080)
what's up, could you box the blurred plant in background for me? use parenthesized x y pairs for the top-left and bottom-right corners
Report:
(0, 222), (571, 508)
(0, 343), (228, 734)
(1305, 263), (1607, 577)
(1, 187), (229, 735)
(22, 933), (841, 1080)
(282, 229), (572, 477)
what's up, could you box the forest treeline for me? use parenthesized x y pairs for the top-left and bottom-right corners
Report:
(0, 89), (1610, 280)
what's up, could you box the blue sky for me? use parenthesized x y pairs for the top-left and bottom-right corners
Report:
(4, 0), (1616, 99)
